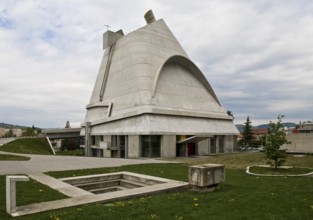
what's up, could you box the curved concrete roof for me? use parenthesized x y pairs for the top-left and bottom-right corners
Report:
(152, 55), (221, 106)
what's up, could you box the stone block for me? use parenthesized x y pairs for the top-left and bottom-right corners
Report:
(188, 164), (225, 191)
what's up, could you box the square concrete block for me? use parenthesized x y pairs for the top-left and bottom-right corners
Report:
(189, 164), (225, 187)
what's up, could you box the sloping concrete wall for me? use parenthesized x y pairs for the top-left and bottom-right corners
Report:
(81, 11), (239, 158)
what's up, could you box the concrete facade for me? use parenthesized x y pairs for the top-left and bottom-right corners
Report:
(81, 10), (239, 159)
(0, 128), (8, 137)
(282, 133), (313, 153)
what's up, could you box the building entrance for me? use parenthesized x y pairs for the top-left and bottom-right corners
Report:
(187, 143), (196, 156)
(141, 135), (161, 158)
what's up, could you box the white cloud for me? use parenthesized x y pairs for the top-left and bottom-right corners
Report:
(1, 0), (313, 127)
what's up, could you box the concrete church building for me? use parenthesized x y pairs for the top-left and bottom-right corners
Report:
(81, 10), (239, 158)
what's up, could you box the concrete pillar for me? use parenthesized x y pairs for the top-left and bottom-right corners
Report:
(224, 135), (235, 153)
(198, 139), (209, 155)
(84, 122), (92, 156)
(218, 135), (225, 153)
(101, 135), (111, 158)
(6, 175), (29, 214)
(125, 136), (129, 158)
(216, 136), (220, 154)
(210, 137), (216, 154)
(161, 135), (176, 158)
(128, 135), (140, 158)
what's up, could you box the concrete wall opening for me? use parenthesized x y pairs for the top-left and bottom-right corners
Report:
(111, 135), (128, 158)
(141, 135), (161, 158)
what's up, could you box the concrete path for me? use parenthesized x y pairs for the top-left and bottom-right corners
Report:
(0, 151), (169, 175)
(0, 137), (15, 146)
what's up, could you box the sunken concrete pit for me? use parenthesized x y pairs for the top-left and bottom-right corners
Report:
(8, 172), (189, 217)
(60, 172), (165, 195)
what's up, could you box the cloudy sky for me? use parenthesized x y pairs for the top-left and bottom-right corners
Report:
(1, 0), (313, 128)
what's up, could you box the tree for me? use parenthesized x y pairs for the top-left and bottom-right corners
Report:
(264, 115), (290, 169)
(239, 116), (255, 147)
(22, 127), (36, 136)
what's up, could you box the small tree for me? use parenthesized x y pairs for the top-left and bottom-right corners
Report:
(264, 115), (290, 169)
(22, 127), (36, 136)
(239, 116), (255, 147)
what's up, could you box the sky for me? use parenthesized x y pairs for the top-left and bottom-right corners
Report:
(1, 0), (313, 128)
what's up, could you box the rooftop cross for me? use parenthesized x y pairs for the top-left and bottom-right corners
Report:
(104, 24), (111, 31)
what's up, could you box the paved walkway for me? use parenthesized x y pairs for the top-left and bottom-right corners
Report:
(0, 137), (15, 146)
(0, 151), (169, 175)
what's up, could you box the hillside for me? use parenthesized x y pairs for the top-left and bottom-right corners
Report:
(0, 122), (28, 129)
(0, 122), (42, 130)
(236, 122), (296, 133)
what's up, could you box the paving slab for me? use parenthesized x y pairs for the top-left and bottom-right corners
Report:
(0, 151), (171, 175)
(28, 173), (92, 197)
(0, 138), (15, 146)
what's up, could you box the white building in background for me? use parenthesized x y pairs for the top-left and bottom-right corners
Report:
(81, 10), (239, 158)
(0, 128), (8, 137)
(282, 121), (313, 153)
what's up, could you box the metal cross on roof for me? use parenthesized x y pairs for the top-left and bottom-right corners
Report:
(104, 24), (111, 31)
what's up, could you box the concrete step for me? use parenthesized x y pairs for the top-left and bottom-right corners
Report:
(28, 173), (93, 197)
(123, 173), (163, 185)
(89, 186), (127, 194)
(62, 174), (122, 185)
(74, 178), (149, 191)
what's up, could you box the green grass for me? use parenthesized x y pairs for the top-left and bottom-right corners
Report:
(1, 153), (313, 219)
(0, 154), (30, 161)
(2, 166), (313, 220)
(250, 166), (313, 175)
(0, 138), (53, 155)
(47, 163), (187, 180)
(0, 176), (68, 219)
(170, 152), (313, 169)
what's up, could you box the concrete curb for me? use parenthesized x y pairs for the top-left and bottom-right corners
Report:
(246, 165), (313, 177)
(11, 172), (189, 217)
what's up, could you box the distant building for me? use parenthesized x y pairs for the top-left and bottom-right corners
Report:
(0, 128), (22, 138)
(295, 122), (313, 133)
(80, 10), (239, 159)
(252, 128), (268, 139)
(11, 129), (22, 137)
(0, 128), (8, 137)
(282, 121), (313, 153)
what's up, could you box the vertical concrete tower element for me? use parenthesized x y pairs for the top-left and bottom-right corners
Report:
(81, 10), (239, 158)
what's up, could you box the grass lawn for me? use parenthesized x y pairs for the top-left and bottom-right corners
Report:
(0, 176), (68, 219)
(0, 153), (312, 219)
(0, 138), (53, 155)
(0, 154), (30, 161)
(169, 152), (313, 169)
